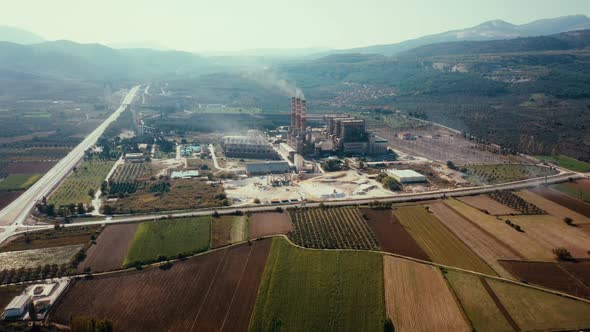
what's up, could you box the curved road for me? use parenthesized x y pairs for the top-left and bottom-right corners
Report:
(0, 86), (140, 229)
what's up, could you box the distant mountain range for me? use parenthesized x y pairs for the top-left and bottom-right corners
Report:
(0, 26), (44, 44)
(325, 15), (590, 56)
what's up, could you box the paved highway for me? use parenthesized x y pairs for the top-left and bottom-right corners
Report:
(0, 86), (140, 229)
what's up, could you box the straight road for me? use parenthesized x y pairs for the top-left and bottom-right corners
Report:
(0, 86), (140, 228)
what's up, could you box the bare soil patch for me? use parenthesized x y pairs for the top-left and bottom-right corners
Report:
(560, 260), (590, 288)
(0, 191), (23, 209)
(50, 239), (271, 332)
(362, 208), (430, 261)
(531, 187), (590, 218)
(78, 224), (139, 273)
(2, 161), (57, 173)
(500, 260), (590, 299)
(248, 212), (292, 239)
(517, 190), (590, 224)
(457, 195), (520, 215)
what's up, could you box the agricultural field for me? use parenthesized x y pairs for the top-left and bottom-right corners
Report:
(50, 239), (272, 332)
(531, 187), (590, 218)
(536, 155), (590, 172)
(502, 214), (590, 258)
(0, 245), (82, 271)
(382, 256), (470, 332)
(0, 173), (42, 191)
(552, 179), (590, 203)
(0, 161), (57, 174)
(517, 190), (590, 224)
(361, 207), (430, 261)
(445, 271), (515, 332)
(445, 199), (554, 261)
(48, 160), (115, 207)
(210, 215), (247, 248)
(488, 191), (545, 215)
(561, 260), (590, 287)
(488, 278), (590, 331)
(0, 226), (101, 252)
(0, 285), (25, 309)
(288, 206), (379, 250)
(107, 178), (226, 214)
(464, 164), (557, 185)
(78, 224), (139, 273)
(123, 217), (211, 265)
(107, 163), (151, 197)
(499, 260), (590, 299)
(393, 205), (495, 274)
(0, 191), (23, 209)
(249, 237), (385, 331)
(248, 211), (293, 239)
(457, 194), (520, 215)
(428, 202), (519, 278)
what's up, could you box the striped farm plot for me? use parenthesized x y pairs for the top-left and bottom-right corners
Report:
(445, 199), (554, 261)
(517, 190), (590, 225)
(393, 205), (495, 274)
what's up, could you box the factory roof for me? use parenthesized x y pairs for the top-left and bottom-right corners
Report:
(5, 295), (30, 310)
(246, 161), (290, 174)
(171, 170), (200, 179)
(223, 136), (268, 146)
(387, 169), (425, 179)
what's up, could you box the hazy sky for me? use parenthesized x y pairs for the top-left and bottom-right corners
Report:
(2, 0), (590, 52)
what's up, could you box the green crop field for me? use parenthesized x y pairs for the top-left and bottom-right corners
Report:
(48, 160), (115, 207)
(536, 155), (590, 172)
(394, 205), (495, 275)
(552, 182), (590, 203)
(445, 271), (513, 332)
(123, 217), (211, 266)
(0, 173), (42, 191)
(249, 237), (385, 331)
(464, 164), (557, 185)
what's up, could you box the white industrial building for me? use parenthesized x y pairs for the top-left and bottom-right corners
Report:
(3, 295), (30, 319)
(386, 169), (426, 184)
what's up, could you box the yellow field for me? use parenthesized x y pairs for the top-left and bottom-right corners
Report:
(445, 199), (554, 261)
(489, 278), (590, 331)
(505, 214), (590, 258)
(394, 205), (495, 274)
(517, 190), (590, 224)
(428, 202), (518, 279)
(383, 256), (470, 332)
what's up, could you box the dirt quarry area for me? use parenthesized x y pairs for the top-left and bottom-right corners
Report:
(224, 170), (391, 204)
(372, 125), (526, 165)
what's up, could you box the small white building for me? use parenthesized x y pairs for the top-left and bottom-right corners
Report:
(386, 169), (426, 184)
(171, 170), (200, 179)
(3, 295), (30, 319)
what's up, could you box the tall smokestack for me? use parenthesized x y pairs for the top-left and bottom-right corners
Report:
(291, 97), (296, 130)
(295, 97), (301, 130)
(301, 99), (307, 132)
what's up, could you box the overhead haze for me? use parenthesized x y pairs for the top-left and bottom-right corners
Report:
(1, 0), (590, 53)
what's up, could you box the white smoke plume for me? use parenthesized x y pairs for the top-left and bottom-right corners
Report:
(243, 69), (304, 99)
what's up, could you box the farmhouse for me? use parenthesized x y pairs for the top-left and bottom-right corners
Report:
(387, 169), (426, 184)
(3, 295), (30, 319)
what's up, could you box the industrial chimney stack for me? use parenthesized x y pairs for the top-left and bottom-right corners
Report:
(301, 99), (307, 132)
(291, 97), (297, 131)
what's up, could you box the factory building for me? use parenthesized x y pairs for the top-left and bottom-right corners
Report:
(3, 295), (30, 319)
(246, 161), (291, 176)
(386, 169), (426, 184)
(288, 97), (311, 155)
(222, 130), (280, 160)
(322, 115), (388, 155)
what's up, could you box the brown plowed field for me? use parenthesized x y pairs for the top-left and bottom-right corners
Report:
(248, 212), (292, 239)
(560, 260), (590, 288)
(457, 195), (520, 215)
(77, 224), (139, 273)
(383, 256), (470, 332)
(50, 239), (271, 332)
(428, 202), (519, 279)
(531, 187), (590, 218)
(362, 208), (430, 261)
(2, 161), (57, 173)
(517, 190), (590, 224)
(500, 260), (590, 300)
(211, 215), (246, 248)
(0, 191), (23, 209)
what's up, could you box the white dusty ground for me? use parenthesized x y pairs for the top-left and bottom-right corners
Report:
(224, 170), (392, 204)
